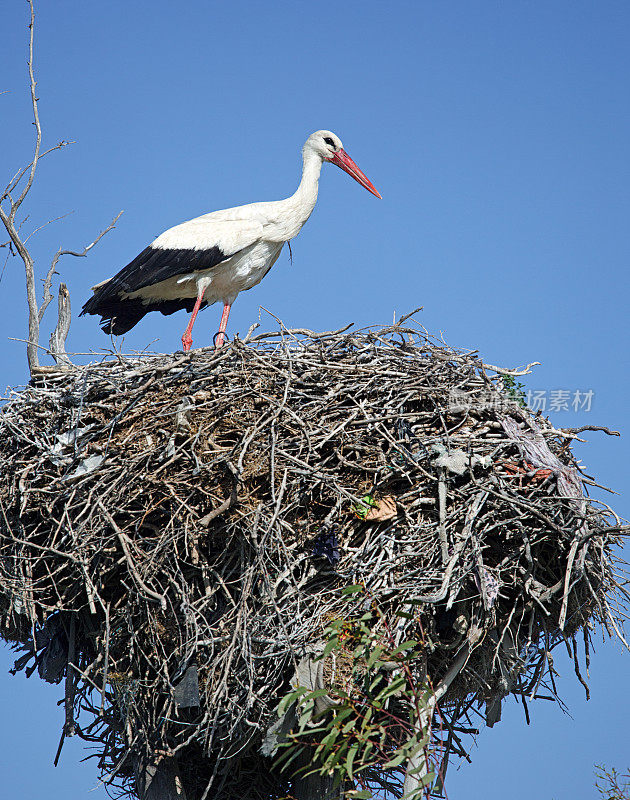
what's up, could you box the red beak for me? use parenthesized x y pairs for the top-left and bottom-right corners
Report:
(328, 149), (382, 199)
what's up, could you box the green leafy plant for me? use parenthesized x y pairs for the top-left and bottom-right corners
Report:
(501, 374), (527, 408)
(352, 494), (378, 520)
(275, 588), (435, 799)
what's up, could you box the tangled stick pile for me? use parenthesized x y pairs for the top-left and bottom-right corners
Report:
(0, 319), (626, 799)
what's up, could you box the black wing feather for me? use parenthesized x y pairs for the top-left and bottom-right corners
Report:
(80, 244), (235, 334)
(92, 245), (230, 299)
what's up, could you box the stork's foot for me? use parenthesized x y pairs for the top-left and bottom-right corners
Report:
(213, 331), (228, 349)
(182, 334), (193, 352)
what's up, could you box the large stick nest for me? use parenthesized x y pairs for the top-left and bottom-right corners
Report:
(0, 320), (626, 799)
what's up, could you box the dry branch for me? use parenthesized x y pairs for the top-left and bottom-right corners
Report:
(1, 0), (120, 374)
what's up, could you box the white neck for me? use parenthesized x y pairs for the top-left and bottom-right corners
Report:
(272, 147), (323, 241)
(292, 147), (323, 207)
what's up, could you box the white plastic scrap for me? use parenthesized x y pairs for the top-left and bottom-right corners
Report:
(66, 455), (104, 480)
(49, 425), (95, 465)
(432, 444), (491, 475)
(55, 425), (94, 448)
(175, 397), (194, 431)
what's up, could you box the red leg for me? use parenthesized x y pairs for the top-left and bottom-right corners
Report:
(214, 303), (231, 348)
(181, 288), (205, 352)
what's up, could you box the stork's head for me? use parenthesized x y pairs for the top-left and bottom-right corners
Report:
(304, 130), (381, 199)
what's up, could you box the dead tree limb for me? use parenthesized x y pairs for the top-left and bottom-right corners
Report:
(0, 0), (44, 373)
(40, 210), (124, 325)
(0, 0), (122, 374)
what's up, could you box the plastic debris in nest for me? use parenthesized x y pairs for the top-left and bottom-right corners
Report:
(173, 665), (201, 710)
(312, 527), (341, 566)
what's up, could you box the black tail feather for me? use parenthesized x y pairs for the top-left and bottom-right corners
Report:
(81, 294), (205, 336)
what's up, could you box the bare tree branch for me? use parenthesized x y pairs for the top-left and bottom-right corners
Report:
(0, 209), (40, 371)
(0, 1), (121, 375)
(49, 282), (72, 366)
(16, 0), (41, 214)
(2, 141), (73, 205)
(39, 210), (123, 322)
(0, 0), (42, 372)
(25, 211), (73, 245)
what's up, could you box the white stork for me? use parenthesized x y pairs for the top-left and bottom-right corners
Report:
(81, 130), (380, 351)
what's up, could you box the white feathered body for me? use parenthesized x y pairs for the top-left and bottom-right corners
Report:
(135, 188), (318, 307)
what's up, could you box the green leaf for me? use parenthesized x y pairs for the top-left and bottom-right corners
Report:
(273, 743), (297, 765)
(324, 744), (346, 771)
(341, 584), (364, 595)
(345, 743), (359, 779)
(389, 640), (419, 656)
(274, 745), (306, 774)
(307, 689), (332, 699)
(322, 636), (340, 658)
(332, 707), (353, 724)
(352, 494), (378, 518)
(277, 686), (309, 716)
(414, 733), (430, 749)
(405, 744), (427, 763)
(341, 718), (357, 734)
(323, 621), (342, 638)
(407, 758), (430, 775)
(383, 752), (408, 769)
(298, 705), (315, 728)
(401, 734), (419, 753)
(369, 674), (385, 693)
(276, 696), (295, 717)
(419, 688), (432, 704)
(366, 645), (384, 668)
(353, 644), (365, 659)
(422, 771), (435, 786)
(347, 791), (373, 799)
(315, 727), (341, 757)
(296, 762), (325, 778)
(378, 676), (407, 701)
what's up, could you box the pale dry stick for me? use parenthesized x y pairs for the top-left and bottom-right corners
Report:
(481, 361), (541, 376)
(402, 645), (472, 799)
(101, 603), (111, 716)
(0, 3), (121, 373)
(0, 0), (59, 372)
(48, 283), (72, 365)
(248, 323), (354, 344)
(40, 212), (124, 366)
(2, 144), (71, 206)
(437, 469), (448, 565)
(97, 499), (167, 610)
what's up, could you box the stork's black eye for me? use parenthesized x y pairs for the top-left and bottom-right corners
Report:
(323, 137), (335, 147)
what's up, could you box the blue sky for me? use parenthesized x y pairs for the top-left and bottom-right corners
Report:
(1, 1), (629, 798)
